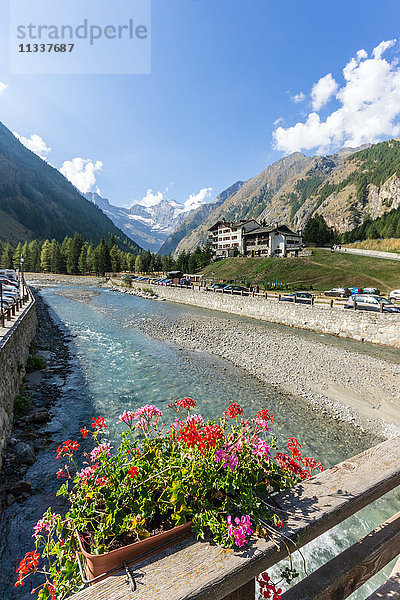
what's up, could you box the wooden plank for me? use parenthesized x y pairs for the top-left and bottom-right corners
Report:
(221, 579), (255, 600)
(67, 436), (400, 600)
(282, 512), (400, 599)
(365, 556), (400, 600)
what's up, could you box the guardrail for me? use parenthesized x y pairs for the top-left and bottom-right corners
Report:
(67, 436), (400, 600)
(0, 283), (31, 328)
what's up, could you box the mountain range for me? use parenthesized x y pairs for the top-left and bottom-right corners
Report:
(0, 121), (141, 252)
(85, 191), (213, 253)
(2, 113), (400, 259)
(161, 140), (400, 255)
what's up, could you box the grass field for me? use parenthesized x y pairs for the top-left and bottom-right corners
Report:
(345, 239), (400, 254)
(201, 249), (400, 293)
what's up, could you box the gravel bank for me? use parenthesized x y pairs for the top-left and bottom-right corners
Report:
(138, 313), (400, 439)
(26, 273), (105, 287)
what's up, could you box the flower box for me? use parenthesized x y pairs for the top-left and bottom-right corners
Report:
(15, 400), (322, 599)
(76, 521), (193, 582)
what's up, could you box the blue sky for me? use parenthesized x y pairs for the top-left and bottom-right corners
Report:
(1, 0), (400, 208)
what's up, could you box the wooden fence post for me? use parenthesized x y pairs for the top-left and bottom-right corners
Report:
(330, 299), (334, 308)
(221, 579), (255, 600)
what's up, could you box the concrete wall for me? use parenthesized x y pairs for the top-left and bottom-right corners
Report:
(0, 298), (37, 468)
(129, 282), (400, 348)
(338, 247), (400, 261)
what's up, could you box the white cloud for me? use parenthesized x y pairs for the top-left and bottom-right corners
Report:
(183, 187), (213, 212)
(13, 132), (51, 161)
(311, 73), (338, 111)
(292, 92), (305, 103)
(60, 158), (103, 194)
(139, 189), (165, 208)
(0, 81), (8, 94)
(273, 39), (400, 154)
(372, 39), (396, 59)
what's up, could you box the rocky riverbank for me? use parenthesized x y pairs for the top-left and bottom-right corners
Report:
(138, 313), (400, 439)
(0, 291), (72, 512)
(106, 283), (164, 301)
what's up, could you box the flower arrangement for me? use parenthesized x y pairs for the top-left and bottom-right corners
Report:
(15, 399), (322, 599)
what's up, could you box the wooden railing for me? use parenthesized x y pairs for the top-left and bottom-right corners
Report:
(67, 436), (400, 600)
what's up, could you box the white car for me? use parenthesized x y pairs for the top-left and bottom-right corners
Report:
(389, 289), (400, 302)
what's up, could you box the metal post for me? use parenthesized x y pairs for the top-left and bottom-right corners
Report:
(330, 299), (334, 308)
(20, 254), (25, 302)
(353, 300), (357, 310)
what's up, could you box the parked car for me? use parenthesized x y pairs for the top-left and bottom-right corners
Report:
(348, 287), (363, 295)
(121, 274), (138, 281)
(280, 292), (313, 305)
(389, 289), (400, 302)
(324, 288), (351, 298)
(0, 269), (18, 281)
(344, 294), (400, 313)
(209, 283), (226, 290)
(0, 277), (19, 289)
(0, 284), (18, 296)
(221, 285), (249, 293)
(0, 296), (13, 308)
(362, 288), (380, 296)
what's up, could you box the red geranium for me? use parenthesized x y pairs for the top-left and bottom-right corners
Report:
(256, 409), (274, 423)
(92, 416), (108, 431)
(15, 551), (40, 587)
(128, 466), (138, 478)
(56, 440), (80, 460)
(227, 403), (243, 418)
(80, 427), (88, 438)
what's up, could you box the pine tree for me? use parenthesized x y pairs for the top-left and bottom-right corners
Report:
(50, 239), (63, 273)
(28, 241), (41, 272)
(93, 238), (111, 275)
(13, 242), (23, 269)
(135, 254), (143, 273)
(78, 245), (88, 274)
(86, 244), (94, 273)
(110, 245), (121, 272)
(1, 243), (14, 269)
(40, 240), (52, 272)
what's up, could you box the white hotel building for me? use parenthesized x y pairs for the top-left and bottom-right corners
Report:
(208, 220), (302, 259)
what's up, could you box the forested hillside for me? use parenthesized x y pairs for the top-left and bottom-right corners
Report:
(0, 121), (141, 252)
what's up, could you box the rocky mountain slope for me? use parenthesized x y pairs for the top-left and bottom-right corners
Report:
(87, 190), (215, 253)
(169, 140), (400, 255)
(0, 122), (140, 252)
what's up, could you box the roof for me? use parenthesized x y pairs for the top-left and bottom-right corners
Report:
(208, 219), (260, 232)
(244, 224), (299, 237)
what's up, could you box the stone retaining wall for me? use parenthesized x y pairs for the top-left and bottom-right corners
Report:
(339, 247), (400, 261)
(0, 297), (37, 469)
(128, 282), (400, 348)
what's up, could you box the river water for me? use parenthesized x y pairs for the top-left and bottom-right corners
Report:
(1, 286), (399, 599)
